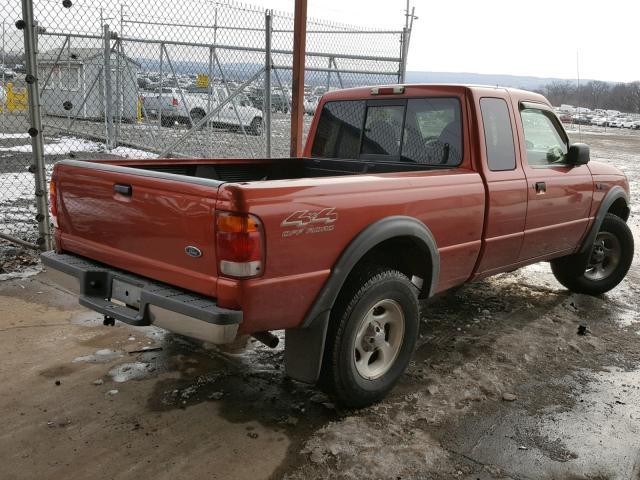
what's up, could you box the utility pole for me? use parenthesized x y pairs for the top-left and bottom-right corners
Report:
(289, 0), (307, 157)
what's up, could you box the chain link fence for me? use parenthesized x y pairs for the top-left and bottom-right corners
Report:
(1, 0), (410, 261)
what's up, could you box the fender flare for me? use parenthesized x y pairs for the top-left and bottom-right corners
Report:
(284, 216), (440, 383)
(579, 186), (629, 254)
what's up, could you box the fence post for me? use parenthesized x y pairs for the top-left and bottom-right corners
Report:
(399, 27), (407, 83)
(264, 10), (272, 158)
(21, 0), (52, 250)
(103, 24), (114, 149)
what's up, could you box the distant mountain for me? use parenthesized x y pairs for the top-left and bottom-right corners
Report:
(405, 71), (590, 90)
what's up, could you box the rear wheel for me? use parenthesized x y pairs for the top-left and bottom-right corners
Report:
(551, 214), (634, 295)
(190, 109), (206, 129)
(320, 266), (419, 408)
(248, 117), (263, 136)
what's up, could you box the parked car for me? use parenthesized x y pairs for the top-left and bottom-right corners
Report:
(632, 120), (640, 130)
(620, 118), (635, 128)
(142, 86), (263, 134)
(609, 118), (624, 128)
(247, 90), (291, 113)
(43, 84), (633, 407)
(0, 66), (16, 79)
(558, 113), (572, 123)
(303, 95), (320, 115)
(571, 114), (591, 125)
(591, 116), (609, 127)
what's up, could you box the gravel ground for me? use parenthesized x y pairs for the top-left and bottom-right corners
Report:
(0, 124), (639, 480)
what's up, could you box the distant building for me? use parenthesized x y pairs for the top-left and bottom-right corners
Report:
(39, 48), (140, 120)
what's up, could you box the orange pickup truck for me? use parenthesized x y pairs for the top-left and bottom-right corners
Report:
(42, 84), (633, 406)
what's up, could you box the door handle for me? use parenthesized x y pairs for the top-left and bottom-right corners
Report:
(534, 181), (546, 193)
(114, 184), (132, 196)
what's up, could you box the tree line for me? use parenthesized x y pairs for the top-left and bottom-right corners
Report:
(537, 80), (640, 114)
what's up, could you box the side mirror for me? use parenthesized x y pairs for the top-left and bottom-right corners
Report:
(567, 143), (590, 165)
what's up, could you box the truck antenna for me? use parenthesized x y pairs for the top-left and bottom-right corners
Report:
(576, 49), (582, 142)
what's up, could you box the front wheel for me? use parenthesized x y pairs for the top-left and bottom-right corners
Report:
(551, 214), (634, 295)
(320, 267), (419, 408)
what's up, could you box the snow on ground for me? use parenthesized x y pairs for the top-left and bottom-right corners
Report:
(0, 133), (30, 139)
(0, 135), (158, 158)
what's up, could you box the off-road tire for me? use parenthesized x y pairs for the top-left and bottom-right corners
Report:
(320, 266), (420, 408)
(551, 214), (634, 295)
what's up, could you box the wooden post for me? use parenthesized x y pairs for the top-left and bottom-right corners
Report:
(289, 0), (307, 157)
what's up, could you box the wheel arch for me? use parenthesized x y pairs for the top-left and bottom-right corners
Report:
(579, 186), (629, 254)
(284, 216), (439, 383)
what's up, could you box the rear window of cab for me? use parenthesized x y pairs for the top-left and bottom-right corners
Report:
(311, 97), (463, 167)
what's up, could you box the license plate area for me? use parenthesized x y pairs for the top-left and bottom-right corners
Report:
(111, 278), (142, 310)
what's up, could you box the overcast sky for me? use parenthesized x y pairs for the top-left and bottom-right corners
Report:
(250, 0), (639, 83)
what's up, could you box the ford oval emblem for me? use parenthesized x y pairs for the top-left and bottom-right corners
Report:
(185, 246), (202, 258)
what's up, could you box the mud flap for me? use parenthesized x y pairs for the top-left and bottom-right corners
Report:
(284, 312), (329, 384)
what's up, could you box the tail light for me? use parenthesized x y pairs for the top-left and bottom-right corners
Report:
(49, 178), (58, 227)
(172, 97), (178, 106)
(216, 212), (264, 278)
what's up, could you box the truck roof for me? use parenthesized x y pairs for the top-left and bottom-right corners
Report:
(322, 83), (549, 106)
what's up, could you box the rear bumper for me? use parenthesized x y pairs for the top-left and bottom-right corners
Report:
(41, 251), (242, 344)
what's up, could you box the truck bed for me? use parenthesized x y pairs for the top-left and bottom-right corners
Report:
(96, 156), (452, 184)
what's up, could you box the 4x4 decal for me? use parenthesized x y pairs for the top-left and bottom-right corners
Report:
(281, 208), (338, 237)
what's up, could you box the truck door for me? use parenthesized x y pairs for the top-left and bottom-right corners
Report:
(474, 96), (528, 275)
(516, 102), (593, 260)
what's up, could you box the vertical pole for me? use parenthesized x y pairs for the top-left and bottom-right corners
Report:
(21, 0), (52, 250)
(66, 35), (71, 131)
(114, 39), (121, 146)
(264, 10), (272, 158)
(2, 22), (6, 119)
(326, 56), (331, 91)
(207, 45), (213, 156)
(399, 28), (407, 83)
(289, 0), (307, 157)
(399, 0), (409, 83)
(158, 42), (163, 129)
(103, 24), (114, 149)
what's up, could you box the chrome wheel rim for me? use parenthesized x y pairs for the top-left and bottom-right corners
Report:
(353, 299), (405, 380)
(585, 231), (621, 281)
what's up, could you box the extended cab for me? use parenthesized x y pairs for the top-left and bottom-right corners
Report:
(42, 85), (634, 406)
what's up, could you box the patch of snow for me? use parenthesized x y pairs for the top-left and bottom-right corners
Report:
(108, 362), (154, 383)
(72, 349), (123, 363)
(0, 133), (30, 139)
(0, 264), (42, 282)
(0, 135), (157, 158)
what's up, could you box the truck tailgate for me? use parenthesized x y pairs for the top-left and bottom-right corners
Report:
(54, 160), (222, 297)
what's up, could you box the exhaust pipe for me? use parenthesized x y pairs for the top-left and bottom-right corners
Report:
(252, 331), (279, 348)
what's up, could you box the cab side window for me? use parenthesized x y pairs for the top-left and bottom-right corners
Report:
(520, 108), (569, 166)
(480, 98), (516, 171)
